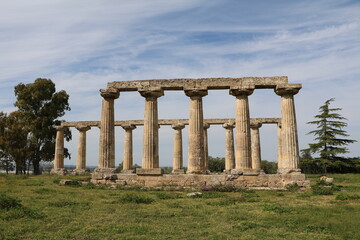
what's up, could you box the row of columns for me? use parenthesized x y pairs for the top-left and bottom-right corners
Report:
(54, 85), (300, 174)
(54, 120), (264, 173)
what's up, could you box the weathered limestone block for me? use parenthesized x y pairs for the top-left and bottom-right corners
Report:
(136, 168), (163, 176)
(50, 168), (67, 176)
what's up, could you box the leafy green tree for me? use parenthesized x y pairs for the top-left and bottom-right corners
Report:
(260, 160), (277, 174)
(306, 98), (356, 160)
(14, 78), (71, 174)
(0, 111), (29, 174)
(208, 156), (225, 172)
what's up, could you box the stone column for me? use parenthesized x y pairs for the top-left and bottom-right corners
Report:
(171, 123), (185, 174)
(54, 126), (66, 169)
(203, 123), (210, 171)
(277, 123), (283, 170)
(75, 126), (91, 170)
(223, 122), (235, 171)
(275, 85), (301, 173)
(98, 88), (119, 169)
(122, 124), (136, 172)
(250, 123), (262, 171)
(139, 90), (164, 169)
(230, 88), (254, 172)
(185, 89), (208, 174)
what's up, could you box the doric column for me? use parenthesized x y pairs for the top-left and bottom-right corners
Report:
(98, 88), (119, 168)
(250, 123), (262, 170)
(171, 123), (185, 173)
(223, 122), (235, 171)
(230, 87), (254, 171)
(139, 90), (164, 169)
(275, 85), (301, 173)
(185, 89), (208, 174)
(277, 123), (283, 169)
(76, 126), (91, 170)
(203, 123), (210, 171)
(121, 124), (136, 171)
(54, 126), (66, 169)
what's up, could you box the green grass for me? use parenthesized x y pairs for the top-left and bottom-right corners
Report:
(0, 173), (360, 239)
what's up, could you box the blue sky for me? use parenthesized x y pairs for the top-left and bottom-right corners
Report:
(1, 0), (359, 167)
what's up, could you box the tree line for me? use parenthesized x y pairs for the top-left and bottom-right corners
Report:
(0, 78), (71, 174)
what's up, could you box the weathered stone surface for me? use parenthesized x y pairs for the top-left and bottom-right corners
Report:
(58, 118), (281, 128)
(107, 77), (289, 91)
(136, 168), (163, 176)
(59, 179), (80, 185)
(172, 169), (185, 174)
(50, 168), (67, 176)
(320, 176), (334, 183)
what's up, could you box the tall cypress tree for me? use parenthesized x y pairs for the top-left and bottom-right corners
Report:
(307, 98), (356, 160)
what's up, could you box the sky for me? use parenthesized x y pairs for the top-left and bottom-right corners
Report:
(1, 0), (359, 167)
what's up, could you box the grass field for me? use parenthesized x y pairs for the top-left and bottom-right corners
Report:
(1, 173), (360, 240)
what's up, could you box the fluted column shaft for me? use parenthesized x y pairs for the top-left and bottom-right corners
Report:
(54, 126), (66, 168)
(185, 90), (208, 174)
(277, 124), (283, 169)
(203, 123), (210, 171)
(76, 126), (91, 169)
(140, 90), (164, 169)
(276, 86), (301, 172)
(223, 123), (235, 171)
(98, 88), (119, 168)
(251, 123), (262, 170)
(122, 125), (136, 170)
(230, 88), (254, 170)
(172, 124), (185, 170)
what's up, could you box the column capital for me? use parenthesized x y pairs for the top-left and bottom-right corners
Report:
(229, 87), (254, 97)
(76, 125), (91, 132)
(100, 88), (120, 99)
(171, 123), (185, 130)
(122, 124), (136, 131)
(139, 90), (164, 100)
(203, 123), (211, 129)
(275, 84), (301, 96)
(54, 125), (67, 131)
(223, 122), (235, 129)
(250, 122), (262, 129)
(184, 89), (208, 99)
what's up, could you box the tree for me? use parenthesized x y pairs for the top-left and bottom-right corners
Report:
(0, 111), (30, 174)
(208, 156), (225, 172)
(306, 98), (356, 160)
(14, 78), (71, 174)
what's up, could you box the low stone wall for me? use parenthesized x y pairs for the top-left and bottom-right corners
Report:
(91, 168), (310, 189)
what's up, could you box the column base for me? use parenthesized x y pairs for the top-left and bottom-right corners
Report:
(50, 168), (67, 176)
(136, 168), (163, 176)
(172, 169), (185, 174)
(277, 168), (302, 174)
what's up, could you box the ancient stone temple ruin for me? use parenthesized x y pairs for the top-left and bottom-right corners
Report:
(52, 77), (310, 188)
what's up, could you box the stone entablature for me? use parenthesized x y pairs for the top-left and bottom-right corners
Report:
(59, 118), (280, 128)
(107, 76), (290, 91)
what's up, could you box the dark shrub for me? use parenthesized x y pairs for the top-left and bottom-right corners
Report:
(0, 194), (22, 210)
